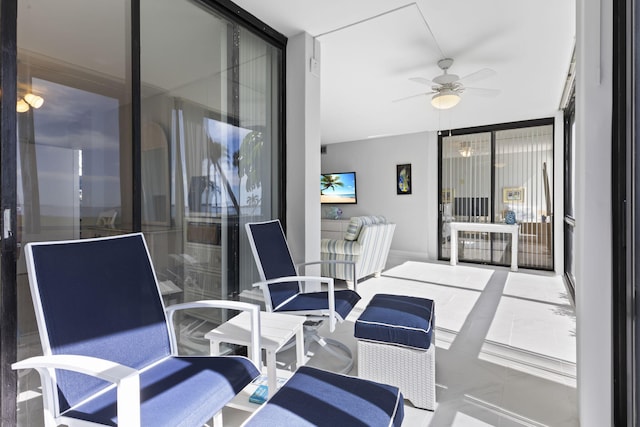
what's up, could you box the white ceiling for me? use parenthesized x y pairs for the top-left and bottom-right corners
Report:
(232, 0), (576, 144)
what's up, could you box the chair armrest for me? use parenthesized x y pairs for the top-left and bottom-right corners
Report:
(13, 355), (140, 427)
(166, 301), (261, 366)
(320, 239), (361, 255)
(252, 275), (338, 332)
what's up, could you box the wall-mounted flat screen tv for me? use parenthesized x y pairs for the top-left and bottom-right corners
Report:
(321, 172), (357, 204)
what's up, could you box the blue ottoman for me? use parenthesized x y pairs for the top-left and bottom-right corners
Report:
(355, 294), (436, 410)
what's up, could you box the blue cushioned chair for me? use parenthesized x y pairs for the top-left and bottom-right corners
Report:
(13, 233), (262, 427)
(246, 220), (361, 373)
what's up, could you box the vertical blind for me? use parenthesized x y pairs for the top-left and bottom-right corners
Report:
(441, 124), (554, 270)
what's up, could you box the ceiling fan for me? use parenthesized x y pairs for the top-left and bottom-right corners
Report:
(398, 58), (500, 109)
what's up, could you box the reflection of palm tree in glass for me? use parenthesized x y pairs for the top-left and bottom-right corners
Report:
(321, 174), (344, 195)
(236, 130), (265, 214)
(206, 180), (221, 210)
(246, 194), (260, 214)
(237, 131), (263, 193)
(208, 138), (239, 213)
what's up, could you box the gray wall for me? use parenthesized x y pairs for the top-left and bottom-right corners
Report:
(321, 131), (439, 261)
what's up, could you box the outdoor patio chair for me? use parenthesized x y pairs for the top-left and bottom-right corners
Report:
(12, 233), (262, 427)
(245, 219), (361, 373)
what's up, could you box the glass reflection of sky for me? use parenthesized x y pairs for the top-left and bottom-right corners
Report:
(31, 78), (120, 151)
(18, 77), (121, 213)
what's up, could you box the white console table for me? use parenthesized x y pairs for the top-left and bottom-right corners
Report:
(321, 218), (351, 240)
(449, 222), (519, 271)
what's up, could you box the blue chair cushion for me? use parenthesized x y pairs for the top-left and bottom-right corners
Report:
(65, 356), (259, 427)
(244, 366), (404, 427)
(276, 290), (361, 320)
(355, 294), (434, 350)
(30, 235), (173, 411)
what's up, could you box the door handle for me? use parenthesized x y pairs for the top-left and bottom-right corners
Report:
(3, 208), (11, 239)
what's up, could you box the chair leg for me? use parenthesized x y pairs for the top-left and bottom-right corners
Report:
(312, 335), (354, 374)
(275, 321), (355, 373)
(304, 327), (354, 374)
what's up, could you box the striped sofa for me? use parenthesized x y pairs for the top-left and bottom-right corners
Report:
(321, 215), (396, 287)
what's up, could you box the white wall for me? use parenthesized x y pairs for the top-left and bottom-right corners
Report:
(321, 131), (439, 261)
(286, 32), (322, 284)
(576, 0), (613, 425)
(292, 3), (614, 422)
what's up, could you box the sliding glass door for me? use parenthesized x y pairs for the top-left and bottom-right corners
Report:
(140, 0), (282, 353)
(440, 132), (492, 263)
(15, 3), (134, 425)
(10, 0), (285, 424)
(439, 120), (554, 271)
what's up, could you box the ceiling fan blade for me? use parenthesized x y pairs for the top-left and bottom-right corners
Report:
(409, 77), (435, 86)
(393, 92), (435, 103)
(464, 86), (500, 97)
(458, 68), (496, 84)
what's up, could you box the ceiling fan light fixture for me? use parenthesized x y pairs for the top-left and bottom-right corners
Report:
(459, 141), (473, 157)
(431, 90), (460, 110)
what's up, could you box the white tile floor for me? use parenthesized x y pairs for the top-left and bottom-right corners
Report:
(18, 260), (577, 426)
(225, 261), (577, 426)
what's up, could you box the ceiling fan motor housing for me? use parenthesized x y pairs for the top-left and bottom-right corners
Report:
(437, 58), (454, 70)
(433, 58), (459, 85)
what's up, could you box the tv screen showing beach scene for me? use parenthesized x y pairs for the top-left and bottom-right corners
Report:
(321, 172), (357, 204)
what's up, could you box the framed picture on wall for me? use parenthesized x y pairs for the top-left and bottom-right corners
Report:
(397, 164), (411, 195)
(503, 186), (525, 203)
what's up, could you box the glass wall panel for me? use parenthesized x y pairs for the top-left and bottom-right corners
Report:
(9, 0), (282, 423)
(440, 123), (554, 270)
(141, 0), (281, 353)
(441, 132), (492, 263)
(495, 125), (553, 269)
(16, 2), (132, 425)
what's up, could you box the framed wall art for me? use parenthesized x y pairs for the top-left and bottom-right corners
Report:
(397, 164), (411, 195)
(503, 187), (525, 203)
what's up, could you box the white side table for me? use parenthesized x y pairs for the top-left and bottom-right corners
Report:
(449, 222), (519, 271)
(205, 311), (306, 398)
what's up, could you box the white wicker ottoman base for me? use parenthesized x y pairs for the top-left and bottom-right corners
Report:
(357, 338), (435, 411)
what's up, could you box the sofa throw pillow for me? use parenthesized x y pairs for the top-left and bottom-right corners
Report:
(344, 218), (362, 241)
(344, 216), (387, 241)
